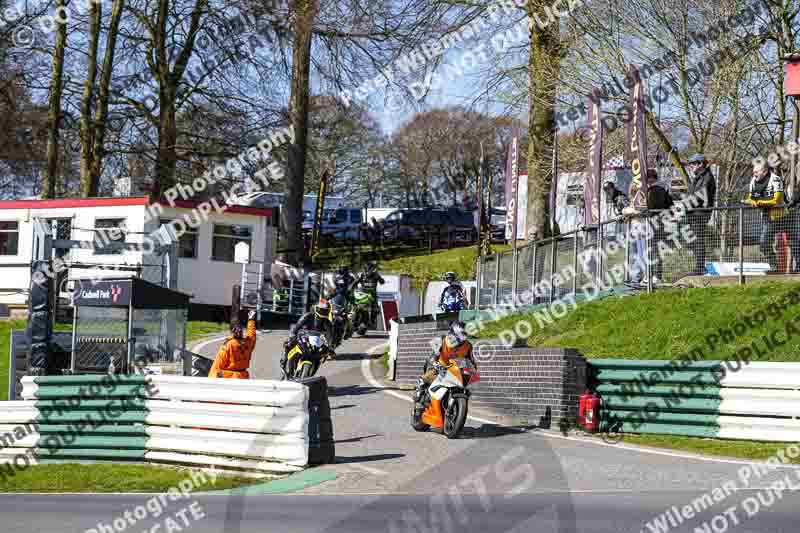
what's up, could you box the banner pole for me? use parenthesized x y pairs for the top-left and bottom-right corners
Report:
(476, 142), (486, 309)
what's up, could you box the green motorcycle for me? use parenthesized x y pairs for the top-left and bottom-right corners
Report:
(351, 289), (375, 336)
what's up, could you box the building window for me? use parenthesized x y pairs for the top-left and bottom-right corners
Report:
(45, 218), (72, 240)
(212, 224), (252, 262)
(160, 219), (198, 259)
(0, 221), (19, 255)
(94, 218), (126, 255)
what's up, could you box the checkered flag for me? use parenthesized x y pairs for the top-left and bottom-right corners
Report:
(605, 153), (625, 169)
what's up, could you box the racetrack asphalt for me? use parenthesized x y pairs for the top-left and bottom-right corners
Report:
(3, 329), (799, 533)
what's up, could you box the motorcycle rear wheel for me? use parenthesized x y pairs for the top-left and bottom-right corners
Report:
(357, 324), (368, 336)
(443, 397), (468, 439)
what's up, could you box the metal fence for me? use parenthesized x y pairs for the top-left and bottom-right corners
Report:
(476, 205), (800, 309)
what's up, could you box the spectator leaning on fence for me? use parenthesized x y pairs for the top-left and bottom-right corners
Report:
(603, 179), (629, 216)
(686, 154), (717, 275)
(645, 169), (674, 283)
(745, 162), (800, 273)
(622, 180), (648, 283)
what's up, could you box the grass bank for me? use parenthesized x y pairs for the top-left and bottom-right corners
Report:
(315, 243), (510, 290)
(476, 282), (800, 361)
(0, 463), (263, 493)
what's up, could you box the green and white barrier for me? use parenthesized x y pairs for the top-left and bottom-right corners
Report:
(591, 360), (800, 441)
(0, 374), (334, 474)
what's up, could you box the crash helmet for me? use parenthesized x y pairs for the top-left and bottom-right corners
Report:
(337, 265), (350, 277)
(445, 271), (457, 284)
(231, 322), (244, 339)
(315, 299), (332, 321)
(364, 261), (377, 274)
(445, 321), (468, 349)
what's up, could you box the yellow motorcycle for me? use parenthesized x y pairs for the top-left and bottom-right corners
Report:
(285, 328), (333, 380)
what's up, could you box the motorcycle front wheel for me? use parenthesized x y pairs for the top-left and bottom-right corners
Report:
(443, 397), (468, 439)
(297, 363), (314, 379)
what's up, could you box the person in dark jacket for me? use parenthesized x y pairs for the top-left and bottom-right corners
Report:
(603, 180), (628, 216)
(686, 154), (716, 275)
(645, 169), (673, 282)
(356, 261), (385, 327)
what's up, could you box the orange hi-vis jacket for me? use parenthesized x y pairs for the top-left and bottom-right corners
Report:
(208, 319), (257, 379)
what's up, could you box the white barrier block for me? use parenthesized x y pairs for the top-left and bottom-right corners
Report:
(144, 451), (304, 474)
(147, 375), (310, 407)
(145, 400), (308, 434)
(146, 426), (309, 466)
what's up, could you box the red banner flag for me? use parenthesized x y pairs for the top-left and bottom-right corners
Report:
(628, 67), (649, 197)
(505, 127), (520, 242)
(585, 90), (604, 225)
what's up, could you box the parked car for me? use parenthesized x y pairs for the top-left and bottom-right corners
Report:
(490, 208), (507, 244)
(321, 207), (363, 241)
(382, 208), (477, 244)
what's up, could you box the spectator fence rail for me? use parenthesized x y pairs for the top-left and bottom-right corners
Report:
(476, 205), (800, 309)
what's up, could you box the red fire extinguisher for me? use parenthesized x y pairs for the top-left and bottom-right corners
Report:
(579, 390), (601, 433)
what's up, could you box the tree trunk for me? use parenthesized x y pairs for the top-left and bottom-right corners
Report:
(525, 0), (559, 242)
(43, 0), (69, 199)
(86, 0), (125, 195)
(79, 2), (101, 196)
(151, 0), (205, 195)
(157, 87), (178, 191)
(285, 0), (315, 264)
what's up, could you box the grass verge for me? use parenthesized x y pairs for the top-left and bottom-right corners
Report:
(0, 463), (265, 493)
(378, 346), (390, 374)
(186, 321), (229, 344)
(611, 434), (800, 463)
(315, 243), (510, 290)
(476, 282), (800, 361)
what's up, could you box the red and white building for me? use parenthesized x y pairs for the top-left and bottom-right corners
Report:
(0, 196), (277, 317)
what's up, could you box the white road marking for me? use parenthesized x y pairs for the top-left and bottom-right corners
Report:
(360, 345), (800, 470)
(346, 462), (390, 476)
(191, 335), (228, 354)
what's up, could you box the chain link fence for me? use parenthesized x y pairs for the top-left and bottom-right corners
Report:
(476, 205), (800, 309)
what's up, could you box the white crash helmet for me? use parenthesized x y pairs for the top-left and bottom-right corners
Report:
(445, 321), (468, 349)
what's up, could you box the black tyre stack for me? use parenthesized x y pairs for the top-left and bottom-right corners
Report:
(300, 376), (335, 465)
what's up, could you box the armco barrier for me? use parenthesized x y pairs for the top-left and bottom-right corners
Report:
(592, 359), (800, 441)
(393, 313), (586, 429)
(0, 374), (334, 473)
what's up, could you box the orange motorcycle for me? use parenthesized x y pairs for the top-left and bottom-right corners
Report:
(411, 358), (480, 438)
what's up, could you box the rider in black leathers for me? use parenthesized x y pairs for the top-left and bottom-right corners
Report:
(356, 261), (385, 327)
(281, 300), (335, 378)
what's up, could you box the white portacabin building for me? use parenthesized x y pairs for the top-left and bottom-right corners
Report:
(0, 196), (277, 318)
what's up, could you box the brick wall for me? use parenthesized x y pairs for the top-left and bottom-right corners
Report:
(393, 314), (586, 429)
